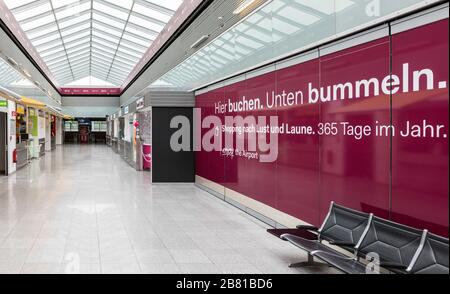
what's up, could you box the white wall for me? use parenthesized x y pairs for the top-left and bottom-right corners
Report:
(56, 117), (62, 145)
(45, 115), (51, 151)
(62, 96), (120, 118)
(124, 114), (132, 142)
(113, 118), (119, 138)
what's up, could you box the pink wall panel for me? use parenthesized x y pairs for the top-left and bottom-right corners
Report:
(195, 19), (449, 236)
(222, 76), (278, 208)
(239, 72), (277, 208)
(391, 19), (449, 237)
(276, 59), (321, 226)
(195, 89), (226, 185)
(319, 37), (391, 221)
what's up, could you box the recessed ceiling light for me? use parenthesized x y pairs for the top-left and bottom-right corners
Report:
(190, 35), (210, 49)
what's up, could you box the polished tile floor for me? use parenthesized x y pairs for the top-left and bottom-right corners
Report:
(0, 145), (337, 274)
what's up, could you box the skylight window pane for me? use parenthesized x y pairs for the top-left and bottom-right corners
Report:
(144, 0), (183, 11)
(124, 25), (156, 41)
(65, 37), (90, 50)
(4, 0), (36, 10)
(66, 44), (90, 55)
(90, 71), (108, 79)
(110, 62), (131, 72)
(92, 53), (113, 63)
(92, 47), (114, 57)
(61, 23), (91, 37)
(92, 29), (120, 43)
(93, 12), (125, 30)
(110, 68), (128, 77)
(117, 46), (141, 59)
(92, 23), (123, 38)
(122, 33), (150, 47)
(69, 54), (90, 64)
(49, 60), (69, 70)
(113, 54), (137, 66)
(21, 15), (56, 31)
(41, 46), (65, 60)
(104, 0), (133, 10)
(91, 67), (110, 75)
(45, 55), (68, 65)
(115, 52), (139, 63)
(120, 42), (146, 54)
(92, 44), (116, 55)
(47, 58), (69, 68)
(32, 33), (60, 47)
(128, 15), (164, 33)
(93, 2), (129, 20)
(132, 3), (171, 23)
(64, 31), (90, 43)
(111, 58), (134, 69)
(58, 14), (90, 29)
(69, 50), (91, 61)
(51, 0), (81, 9)
(28, 25), (59, 40)
(37, 42), (64, 53)
(55, 2), (91, 20)
(92, 38), (117, 50)
(15, 2), (52, 22)
(91, 65), (110, 73)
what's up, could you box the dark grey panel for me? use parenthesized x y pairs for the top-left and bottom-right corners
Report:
(152, 107), (195, 183)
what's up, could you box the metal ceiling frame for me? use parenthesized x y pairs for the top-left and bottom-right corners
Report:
(4, 0), (182, 86)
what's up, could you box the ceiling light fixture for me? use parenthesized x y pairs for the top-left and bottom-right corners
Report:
(190, 35), (210, 49)
(6, 57), (18, 67)
(23, 69), (32, 79)
(233, 0), (259, 14)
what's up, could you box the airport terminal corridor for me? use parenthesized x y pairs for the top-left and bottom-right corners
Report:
(0, 145), (336, 274)
(0, 0), (448, 281)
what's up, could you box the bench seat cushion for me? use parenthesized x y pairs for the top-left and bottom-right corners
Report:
(281, 234), (344, 256)
(312, 251), (366, 274)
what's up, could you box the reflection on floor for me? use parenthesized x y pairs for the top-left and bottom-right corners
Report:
(0, 145), (337, 274)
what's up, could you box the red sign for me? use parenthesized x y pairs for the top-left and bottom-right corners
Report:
(60, 88), (121, 96)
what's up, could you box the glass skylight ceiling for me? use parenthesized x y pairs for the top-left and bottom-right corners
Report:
(4, 0), (184, 87)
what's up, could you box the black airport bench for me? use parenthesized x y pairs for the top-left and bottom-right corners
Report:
(268, 202), (449, 274)
(269, 202), (371, 267)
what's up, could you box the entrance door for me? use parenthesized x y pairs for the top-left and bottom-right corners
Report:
(0, 112), (8, 175)
(79, 126), (89, 144)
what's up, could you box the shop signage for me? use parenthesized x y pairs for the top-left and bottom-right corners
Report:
(124, 105), (129, 115)
(0, 100), (8, 108)
(136, 97), (145, 110)
(17, 104), (25, 114)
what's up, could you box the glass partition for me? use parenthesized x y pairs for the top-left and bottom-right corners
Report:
(153, 0), (438, 90)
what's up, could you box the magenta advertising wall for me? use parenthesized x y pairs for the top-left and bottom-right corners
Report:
(195, 18), (449, 237)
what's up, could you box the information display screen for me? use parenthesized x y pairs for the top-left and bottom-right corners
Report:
(65, 121), (79, 132)
(91, 121), (107, 132)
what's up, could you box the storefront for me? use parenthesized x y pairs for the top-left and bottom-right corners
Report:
(109, 91), (195, 183)
(15, 103), (28, 170)
(135, 97), (152, 172)
(0, 97), (14, 175)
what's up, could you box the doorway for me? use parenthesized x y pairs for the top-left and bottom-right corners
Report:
(79, 125), (90, 144)
(0, 112), (8, 175)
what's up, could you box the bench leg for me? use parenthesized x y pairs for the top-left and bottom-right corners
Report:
(289, 254), (328, 268)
